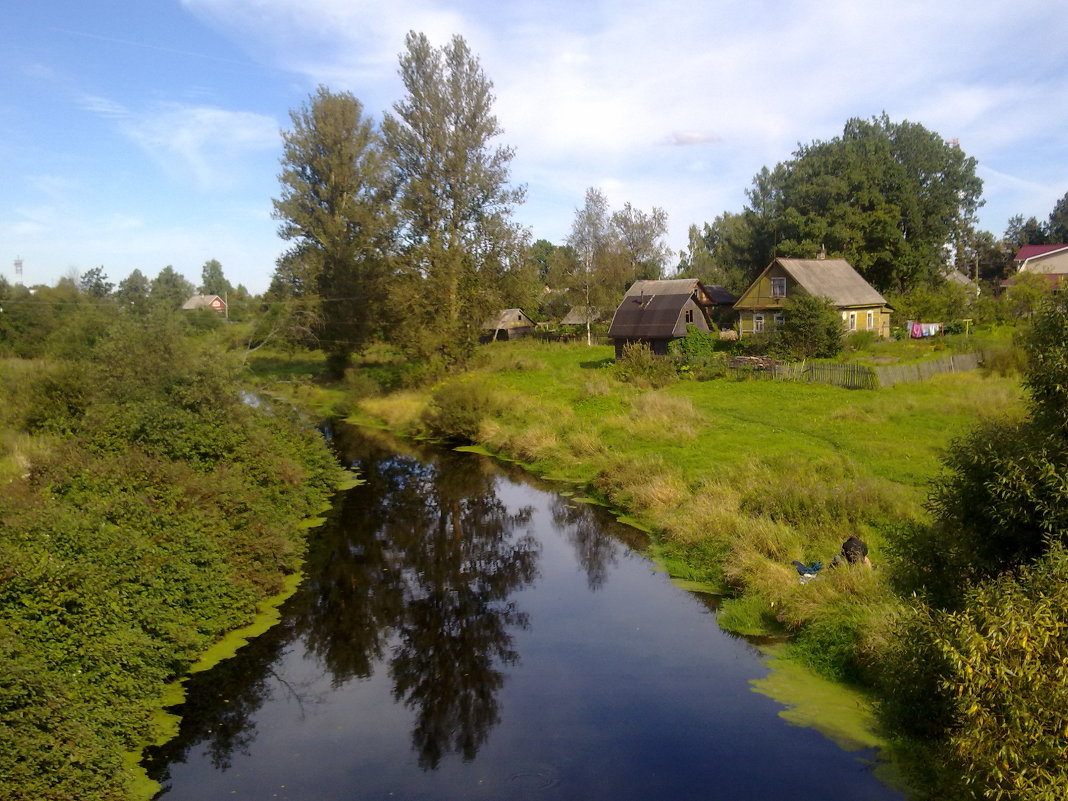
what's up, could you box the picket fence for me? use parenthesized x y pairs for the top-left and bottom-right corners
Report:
(728, 352), (984, 390)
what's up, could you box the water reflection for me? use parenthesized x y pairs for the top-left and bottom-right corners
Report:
(145, 427), (905, 801)
(146, 429), (542, 786)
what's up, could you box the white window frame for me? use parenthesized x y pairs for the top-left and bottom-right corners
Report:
(753, 313), (765, 333)
(848, 312), (857, 331)
(866, 310), (874, 330)
(770, 277), (787, 298)
(773, 313), (785, 329)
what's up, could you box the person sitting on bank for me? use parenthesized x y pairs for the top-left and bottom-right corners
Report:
(832, 535), (872, 568)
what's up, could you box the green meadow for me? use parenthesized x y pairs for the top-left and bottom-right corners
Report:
(349, 338), (1024, 673)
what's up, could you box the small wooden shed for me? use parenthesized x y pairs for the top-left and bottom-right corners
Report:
(482, 308), (535, 341)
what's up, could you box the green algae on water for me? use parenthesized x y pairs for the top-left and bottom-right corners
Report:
(750, 644), (906, 791)
(124, 570), (306, 801)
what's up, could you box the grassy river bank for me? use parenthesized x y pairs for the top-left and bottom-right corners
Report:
(334, 338), (1023, 795)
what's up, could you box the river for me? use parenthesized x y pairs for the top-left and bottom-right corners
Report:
(143, 425), (903, 800)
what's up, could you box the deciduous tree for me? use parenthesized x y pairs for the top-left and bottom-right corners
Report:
(199, 258), (233, 298)
(150, 266), (194, 310)
(713, 115), (984, 292)
(273, 86), (394, 374)
(383, 32), (525, 366)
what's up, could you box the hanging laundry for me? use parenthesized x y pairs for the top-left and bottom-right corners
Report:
(911, 321), (923, 338)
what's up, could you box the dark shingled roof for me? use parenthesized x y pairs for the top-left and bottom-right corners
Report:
(1014, 244), (1068, 262)
(608, 292), (693, 339)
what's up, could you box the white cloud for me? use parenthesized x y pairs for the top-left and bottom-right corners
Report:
(77, 95), (279, 192)
(125, 104), (278, 190)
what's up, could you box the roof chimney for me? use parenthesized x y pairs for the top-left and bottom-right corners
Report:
(817, 245), (827, 260)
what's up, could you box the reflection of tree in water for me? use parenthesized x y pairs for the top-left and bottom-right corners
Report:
(144, 430), (542, 783)
(300, 432), (540, 769)
(382, 449), (539, 769)
(550, 496), (621, 590)
(142, 618), (309, 790)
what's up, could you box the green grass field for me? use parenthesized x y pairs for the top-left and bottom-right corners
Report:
(350, 339), (1024, 623)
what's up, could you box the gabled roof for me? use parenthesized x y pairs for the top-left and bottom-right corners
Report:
(1014, 244), (1068, 262)
(560, 305), (605, 325)
(756, 258), (887, 307)
(608, 291), (696, 339)
(482, 308), (534, 330)
(181, 294), (226, 310)
(623, 278), (737, 306)
(624, 278), (701, 297)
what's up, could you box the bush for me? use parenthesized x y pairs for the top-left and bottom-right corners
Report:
(777, 294), (844, 359)
(613, 342), (678, 388)
(668, 327), (729, 380)
(422, 377), (500, 443)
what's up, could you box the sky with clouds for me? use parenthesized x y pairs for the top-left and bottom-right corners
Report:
(2, 0), (1066, 293)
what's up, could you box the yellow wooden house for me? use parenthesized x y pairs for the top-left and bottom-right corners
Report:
(734, 257), (892, 338)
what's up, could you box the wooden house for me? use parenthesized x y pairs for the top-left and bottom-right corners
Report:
(181, 294), (227, 313)
(482, 308), (535, 341)
(733, 257), (891, 337)
(607, 278), (736, 358)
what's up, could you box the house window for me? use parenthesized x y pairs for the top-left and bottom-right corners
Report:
(685, 308), (694, 324)
(771, 277), (787, 298)
(753, 314), (765, 333)
(866, 310), (874, 330)
(848, 312), (857, 331)
(773, 313), (784, 329)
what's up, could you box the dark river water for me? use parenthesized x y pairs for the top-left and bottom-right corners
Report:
(144, 426), (903, 801)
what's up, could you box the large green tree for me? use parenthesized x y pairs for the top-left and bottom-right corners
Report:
(150, 266), (194, 310)
(198, 258), (233, 298)
(711, 115), (984, 292)
(273, 85), (394, 374)
(382, 32), (525, 365)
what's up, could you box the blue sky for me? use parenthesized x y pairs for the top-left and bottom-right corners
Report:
(2, 0), (1067, 294)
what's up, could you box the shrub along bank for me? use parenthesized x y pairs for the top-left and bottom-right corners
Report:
(348, 336), (1027, 797)
(0, 314), (344, 801)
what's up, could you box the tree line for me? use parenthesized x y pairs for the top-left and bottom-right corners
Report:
(677, 113), (1068, 297)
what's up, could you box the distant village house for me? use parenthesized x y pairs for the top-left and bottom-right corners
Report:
(482, 308), (535, 341)
(181, 294), (227, 314)
(1002, 244), (1068, 291)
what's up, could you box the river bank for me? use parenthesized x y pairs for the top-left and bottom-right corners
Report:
(0, 319), (350, 801)
(339, 339), (1023, 794)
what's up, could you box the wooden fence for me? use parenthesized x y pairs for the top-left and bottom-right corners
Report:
(727, 352), (983, 390)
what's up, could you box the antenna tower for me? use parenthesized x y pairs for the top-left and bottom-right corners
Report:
(14, 257), (23, 279)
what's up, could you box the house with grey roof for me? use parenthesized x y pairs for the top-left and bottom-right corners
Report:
(607, 278), (737, 358)
(733, 257), (891, 337)
(481, 308), (535, 341)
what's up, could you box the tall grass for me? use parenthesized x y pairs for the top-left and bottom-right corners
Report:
(348, 338), (1023, 678)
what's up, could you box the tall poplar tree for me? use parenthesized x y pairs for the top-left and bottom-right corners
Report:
(383, 32), (525, 365)
(273, 86), (393, 373)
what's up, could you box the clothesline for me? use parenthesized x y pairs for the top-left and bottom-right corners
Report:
(907, 320), (942, 338)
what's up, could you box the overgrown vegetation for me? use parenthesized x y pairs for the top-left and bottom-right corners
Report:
(0, 310), (342, 800)
(877, 295), (1068, 801)
(340, 321), (1068, 798)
